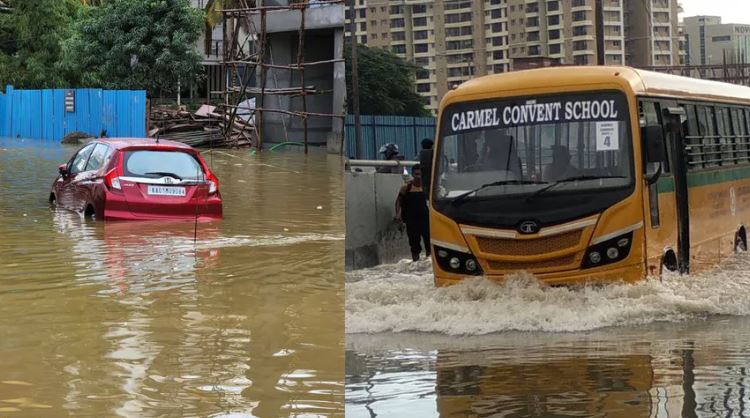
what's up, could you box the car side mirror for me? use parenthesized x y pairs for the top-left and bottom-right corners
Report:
(59, 164), (69, 177)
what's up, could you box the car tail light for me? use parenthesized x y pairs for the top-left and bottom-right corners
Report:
(207, 172), (219, 195)
(105, 168), (121, 191)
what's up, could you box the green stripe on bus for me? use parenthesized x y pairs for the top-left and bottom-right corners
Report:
(656, 166), (750, 194)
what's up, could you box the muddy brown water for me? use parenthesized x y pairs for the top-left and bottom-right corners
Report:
(0, 138), (344, 417)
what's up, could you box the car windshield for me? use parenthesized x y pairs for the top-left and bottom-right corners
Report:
(435, 92), (633, 202)
(123, 150), (204, 180)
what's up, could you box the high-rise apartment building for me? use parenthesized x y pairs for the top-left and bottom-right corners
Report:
(346, 0), (681, 114)
(625, 0), (681, 67)
(684, 16), (750, 65)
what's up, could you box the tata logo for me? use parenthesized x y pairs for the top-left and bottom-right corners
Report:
(164, 177), (174, 184)
(518, 220), (540, 235)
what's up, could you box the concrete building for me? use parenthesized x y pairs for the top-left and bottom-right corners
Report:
(684, 16), (750, 65)
(191, 0), (346, 150)
(345, 0), (681, 115)
(625, 0), (681, 67)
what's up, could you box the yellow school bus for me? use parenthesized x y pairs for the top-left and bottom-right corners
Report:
(430, 66), (750, 286)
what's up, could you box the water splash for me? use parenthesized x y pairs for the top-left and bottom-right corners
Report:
(346, 255), (750, 335)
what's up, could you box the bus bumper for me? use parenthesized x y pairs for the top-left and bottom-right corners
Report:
(434, 262), (645, 287)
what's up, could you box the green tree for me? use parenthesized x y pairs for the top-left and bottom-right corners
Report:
(0, 0), (80, 88)
(345, 44), (429, 117)
(63, 0), (204, 95)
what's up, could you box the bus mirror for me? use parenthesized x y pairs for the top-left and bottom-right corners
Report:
(643, 125), (666, 163)
(645, 162), (662, 185)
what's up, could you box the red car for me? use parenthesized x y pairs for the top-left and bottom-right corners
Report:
(50, 138), (222, 221)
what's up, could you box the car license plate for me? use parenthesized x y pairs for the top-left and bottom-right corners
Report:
(147, 185), (186, 196)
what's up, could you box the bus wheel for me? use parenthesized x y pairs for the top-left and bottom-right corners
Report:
(662, 251), (678, 273)
(736, 228), (747, 252)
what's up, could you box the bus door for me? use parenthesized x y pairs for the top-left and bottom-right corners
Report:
(663, 107), (691, 273)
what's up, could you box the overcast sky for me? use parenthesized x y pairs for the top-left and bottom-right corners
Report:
(679, 0), (750, 24)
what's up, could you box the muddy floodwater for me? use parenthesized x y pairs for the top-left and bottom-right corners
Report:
(346, 258), (750, 417)
(0, 138), (344, 417)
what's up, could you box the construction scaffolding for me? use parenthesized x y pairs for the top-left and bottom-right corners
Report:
(219, 0), (346, 153)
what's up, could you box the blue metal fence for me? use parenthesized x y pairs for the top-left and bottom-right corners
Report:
(345, 114), (436, 160)
(0, 85), (147, 140)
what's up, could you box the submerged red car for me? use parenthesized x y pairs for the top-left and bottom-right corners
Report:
(50, 138), (222, 221)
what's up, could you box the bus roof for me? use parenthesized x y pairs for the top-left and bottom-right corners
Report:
(443, 66), (750, 107)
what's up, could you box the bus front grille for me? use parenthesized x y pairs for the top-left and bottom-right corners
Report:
(476, 230), (583, 256)
(487, 254), (578, 272)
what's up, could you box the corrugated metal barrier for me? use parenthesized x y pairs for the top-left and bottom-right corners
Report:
(0, 85), (147, 140)
(345, 114), (436, 160)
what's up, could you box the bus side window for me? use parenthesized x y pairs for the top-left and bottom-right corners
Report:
(683, 104), (702, 170)
(715, 107), (734, 166)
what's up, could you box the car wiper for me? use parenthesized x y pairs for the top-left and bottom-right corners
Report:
(452, 180), (545, 206)
(525, 175), (626, 203)
(145, 171), (183, 180)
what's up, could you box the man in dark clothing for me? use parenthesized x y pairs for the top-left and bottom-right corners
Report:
(418, 138), (434, 200)
(395, 164), (431, 261)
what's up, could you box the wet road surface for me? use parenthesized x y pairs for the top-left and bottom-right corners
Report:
(346, 257), (750, 417)
(0, 138), (344, 417)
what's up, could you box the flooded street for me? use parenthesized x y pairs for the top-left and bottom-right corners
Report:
(0, 138), (344, 417)
(346, 258), (750, 417)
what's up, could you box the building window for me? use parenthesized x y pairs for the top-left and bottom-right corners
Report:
(415, 44), (429, 53)
(573, 40), (588, 51)
(527, 31), (540, 41)
(412, 4), (427, 13)
(390, 18), (404, 28)
(417, 83), (431, 93)
(358, 9), (365, 18)
(492, 36), (504, 46)
(528, 45), (541, 55)
(415, 57), (429, 66)
(392, 32), (405, 41)
(360, 22), (366, 31)
(573, 11), (587, 21)
(445, 1), (472, 10)
(548, 15), (560, 26)
(527, 17), (539, 27)
(548, 1), (560, 11)
(414, 30), (429, 40)
(550, 44), (561, 54)
(390, 5), (403, 14)
(493, 50), (505, 60)
(549, 29), (561, 40)
(573, 0), (586, 6)
(392, 45), (406, 54)
(712, 35), (731, 42)
(413, 17), (427, 27)
(526, 3), (538, 13)
(574, 55), (589, 65)
(416, 69), (430, 79)
(573, 26), (588, 36)
(446, 40), (473, 50)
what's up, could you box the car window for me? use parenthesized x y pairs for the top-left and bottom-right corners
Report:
(85, 144), (111, 172)
(123, 150), (205, 180)
(69, 143), (96, 175)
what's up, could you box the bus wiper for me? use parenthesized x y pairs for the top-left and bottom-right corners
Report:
(525, 175), (626, 203)
(452, 180), (545, 206)
(145, 171), (183, 180)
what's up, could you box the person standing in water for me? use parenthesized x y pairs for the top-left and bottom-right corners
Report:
(395, 164), (431, 261)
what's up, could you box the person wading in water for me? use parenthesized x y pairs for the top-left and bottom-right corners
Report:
(395, 164), (431, 261)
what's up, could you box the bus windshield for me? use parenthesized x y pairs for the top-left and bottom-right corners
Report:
(434, 92), (634, 227)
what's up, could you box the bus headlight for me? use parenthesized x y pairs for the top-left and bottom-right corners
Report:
(433, 244), (483, 276)
(582, 232), (634, 269)
(449, 257), (461, 269)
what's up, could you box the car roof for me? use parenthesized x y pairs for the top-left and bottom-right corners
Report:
(92, 138), (195, 151)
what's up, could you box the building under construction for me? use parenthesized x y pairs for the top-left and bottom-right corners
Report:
(218, 0), (346, 153)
